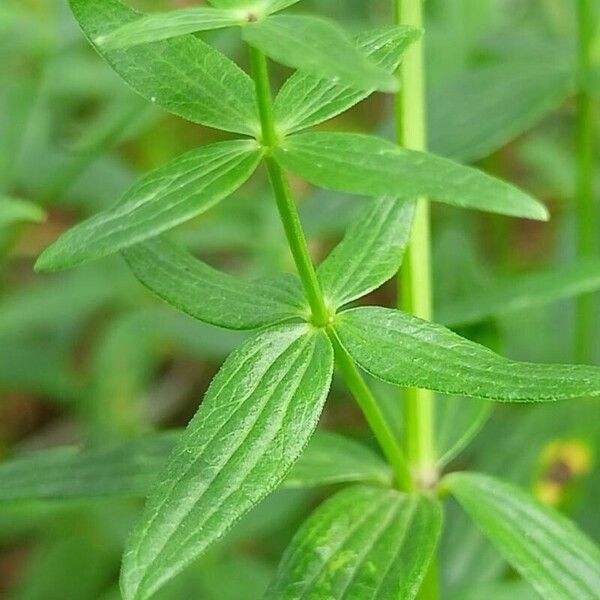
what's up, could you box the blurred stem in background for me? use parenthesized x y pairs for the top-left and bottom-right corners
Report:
(395, 0), (437, 488)
(395, 0), (439, 597)
(575, 0), (597, 364)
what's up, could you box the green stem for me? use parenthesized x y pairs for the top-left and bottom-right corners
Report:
(575, 0), (597, 364)
(249, 45), (329, 327)
(395, 0), (437, 487)
(395, 1), (439, 597)
(327, 329), (412, 490)
(248, 44), (411, 488)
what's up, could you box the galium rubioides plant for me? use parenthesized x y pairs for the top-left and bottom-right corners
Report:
(32, 0), (600, 598)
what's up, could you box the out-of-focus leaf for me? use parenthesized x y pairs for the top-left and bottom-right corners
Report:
(275, 25), (420, 134)
(335, 307), (600, 401)
(243, 15), (399, 92)
(445, 472), (600, 600)
(438, 259), (600, 328)
(436, 396), (492, 467)
(284, 430), (392, 488)
(36, 140), (262, 271)
(123, 237), (306, 330)
(429, 62), (574, 163)
(0, 196), (45, 228)
(318, 197), (414, 309)
(265, 485), (442, 599)
(69, 0), (259, 135)
(120, 325), (333, 600)
(208, 0), (301, 10)
(0, 430), (390, 503)
(96, 8), (245, 49)
(275, 132), (548, 220)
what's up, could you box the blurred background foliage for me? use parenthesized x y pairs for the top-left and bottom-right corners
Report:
(0, 0), (599, 598)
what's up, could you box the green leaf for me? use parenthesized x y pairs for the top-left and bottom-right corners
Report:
(0, 431), (388, 503)
(335, 306), (600, 401)
(438, 258), (600, 328)
(0, 433), (177, 502)
(275, 25), (420, 134)
(242, 15), (399, 93)
(124, 237), (306, 330)
(36, 140), (262, 272)
(445, 472), (600, 600)
(96, 8), (246, 50)
(429, 62), (574, 163)
(0, 196), (45, 228)
(69, 0), (259, 135)
(265, 485), (442, 600)
(284, 430), (392, 488)
(120, 324), (333, 600)
(318, 197), (414, 309)
(436, 396), (492, 467)
(275, 133), (548, 220)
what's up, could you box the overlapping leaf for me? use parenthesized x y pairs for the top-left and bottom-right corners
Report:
(429, 62), (574, 163)
(208, 0), (301, 10)
(243, 15), (398, 92)
(69, 0), (259, 135)
(318, 197), (415, 309)
(275, 133), (548, 220)
(275, 25), (420, 134)
(96, 8), (246, 49)
(36, 140), (262, 271)
(438, 258), (600, 328)
(445, 472), (600, 599)
(123, 237), (306, 330)
(0, 430), (389, 502)
(121, 324), (333, 600)
(335, 307), (600, 401)
(265, 485), (442, 599)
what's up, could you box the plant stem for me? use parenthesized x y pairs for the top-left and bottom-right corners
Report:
(248, 44), (411, 488)
(249, 45), (329, 327)
(395, 0), (437, 487)
(395, 2), (439, 597)
(327, 329), (412, 490)
(575, 0), (597, 364)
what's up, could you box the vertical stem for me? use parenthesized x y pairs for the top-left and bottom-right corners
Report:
(395, 2), (439, 598)
(395, 0), (437, 486)
(249, 45), (329, 327)
(327, 330), (412, 490)
(248, 43), (412, 488)
(575, 0), (597, 363)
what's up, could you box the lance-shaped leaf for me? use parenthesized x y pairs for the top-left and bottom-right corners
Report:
(0, 431), (390, 503)
(265, 485), (442, 600)
(438, 258), (600, 328)
(123, 237), (306, 330)
(0, 196), (45, 228)
(275, 132), (548, 220)
(69, 0), (259, 135)
(445, 472), (600, 600)
(36, 140), (262, 272)
(96, 8), (246, 49)
(242, 15), (398, 93)
(121, 324), (333, 600)
(429, 62), (574, 163)
(335, 307), (600, 401)
(318, 197), (414, 309)
(275, 25), (420, 134)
